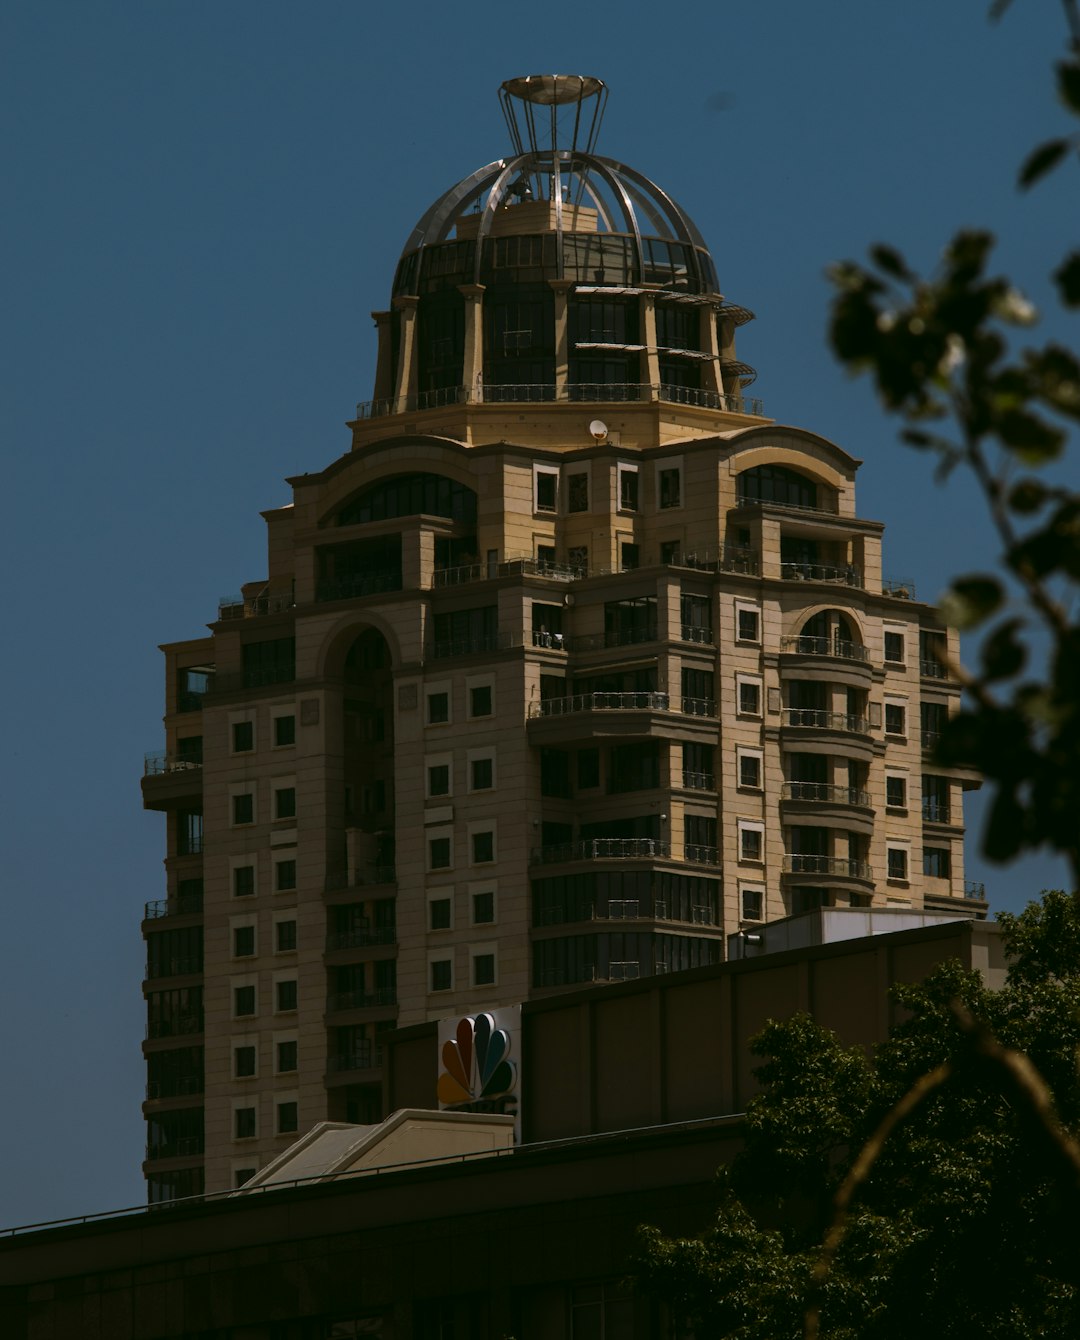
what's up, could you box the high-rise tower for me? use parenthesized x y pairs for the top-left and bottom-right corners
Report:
(140, 75), (982, 1201)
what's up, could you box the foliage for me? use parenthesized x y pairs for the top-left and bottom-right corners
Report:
(827, 4), (1080, 882)
(633, 894), (1080, 1337)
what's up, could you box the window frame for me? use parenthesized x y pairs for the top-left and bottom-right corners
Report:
(736, 674), (763, 718)
(737, 748), (763, 790)
(533, 463), (560, 514)
(738, 820), (765, 864)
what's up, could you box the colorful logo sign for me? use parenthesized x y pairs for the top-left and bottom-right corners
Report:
(437, 1011), (516, 1106)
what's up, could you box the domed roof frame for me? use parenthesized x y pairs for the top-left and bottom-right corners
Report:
(399, 151), (713, 293)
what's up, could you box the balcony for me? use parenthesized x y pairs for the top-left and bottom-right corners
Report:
(682, 770), (716, 791)
(144, 893), (204, 919)
(327, 1046), (384, 1073)
(430, 630), (525, 659)
(531, 838), (671, 866)
(922, 800), (953, 824)
(780, 635), (870, 663)
(326, 989), (398, 1012)
(684, 844), (722, 867)
(734, 492), (840, 518)
(535, 898), (719, 927)
(217, 591), (294, 620)
(920, 657), (949, 679)
(883, 577), (916, 600)
(780, 561), (863, 588)
(783, 854), (874, 881)
(965, 881), (987, 900)
(145, 957), (203, 981)
(531, 691), (671, 718)
(146, 1076), (204, 1101)
(782, 708), (870, 735)
(325, 927), (397, 951)
(782, 782), (871, 807)
(146, 1135), (204, 1162)
(147, 1013), (204, 1040)
(680, 625), (715, 645)
(354, 383), (765, 419)
(324, 865), (397, 891)
(141, 753), (203, 812)
(567, 628), (659, 653)
(316, 571), (403, 603)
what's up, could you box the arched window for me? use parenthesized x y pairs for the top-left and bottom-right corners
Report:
(737, 464), (818, 510)
(336, 473), (477, 526)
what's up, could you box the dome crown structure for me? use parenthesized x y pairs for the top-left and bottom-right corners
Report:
(362, 76), (757, 436)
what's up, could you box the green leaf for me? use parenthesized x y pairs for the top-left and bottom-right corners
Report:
(1057, 59), (1080, 115)
(981, 619), (1026, 682)
(940, 576), (1004, 630)
(871, 244), (912, 282)
(995, 407), (1064, 463)
(1007, 479), (1048, 514)
(1018, 138), (1069, 190)
(1054, 252), (1080, 308)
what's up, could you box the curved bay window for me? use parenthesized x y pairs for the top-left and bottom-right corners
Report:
(483, 284), (555, 396)
(569, 296), (640, 393)
(335, 473), (477, 526)
(417, 292), (465, 394)
(737, 464), (821, 511)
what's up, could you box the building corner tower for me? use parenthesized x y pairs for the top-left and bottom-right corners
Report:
(140, 75), (983, 1202)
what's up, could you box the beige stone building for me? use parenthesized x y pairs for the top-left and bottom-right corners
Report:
(140, 75), (982, 1202)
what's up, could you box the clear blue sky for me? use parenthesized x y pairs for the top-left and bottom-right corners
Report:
(1, 0), (1075, 1229)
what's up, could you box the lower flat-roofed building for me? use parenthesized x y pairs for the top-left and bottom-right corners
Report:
(5, 914), (1003, 1338)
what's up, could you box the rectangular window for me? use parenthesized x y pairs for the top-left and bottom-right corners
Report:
(886, 775), (907, 809)
(577, 748), (600, 789)
(620, 542), (640, 570)
(234, 1169), (256, 1189)
(736, 606), (760, 643)
(472, 831), (494, 864)
(277, 1101), (298, 1134)
(741, 886), (764, 921)
(234, 985), (256, 1017)
(232, 721), (254, 753)
(235, 1107), (256, 1140)
(277, 1040), (298, 1073)
(660, 539), (681, 565)
(884, 630), (905, 664)
(429, 897), (451, 931)
(233, 865), (255, 897)
(276, 920), (297, 952)
(618, 467), (639, 511)
(738, 751), (762, 789)
(472, 890), (495, 924)
(924, 846), (951, 878)
(658, 467), (681, 509)
(274, 787), (296, 820)
(276, 980), (297, 1012)
(232, 793), (254, 825)
(275, 859), (296, 892)
(274, 714), (296, 747)
(567, 472), (589, 512)
(885, 702), (906, 736)
(429, 836), (452, 870)
(922, 774), (951, 823)
(234, 1045), (256, 1078)
(431, 959), (452, 992)
(737, 677), (762, 716)
(739, 824), (764, 862)
(233, 926), (255, 957)
(535, 467), (558, 512)
(887, 847), (909, 881)
(473, 952), (496, 987)
(427, 691), (450, 724)
(470, 757), (494, 790)
(469, 684), (492, 717)
(427, 763), (451, 797)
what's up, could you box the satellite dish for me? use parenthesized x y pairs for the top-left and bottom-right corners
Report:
(589, 419), (608, 442)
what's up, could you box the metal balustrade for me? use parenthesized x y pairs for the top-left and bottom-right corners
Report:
(218, 592), (295, 620)
(680, 625), (715, 645)
(144, 752), (203, 776)
(327, 1046), (385, 1073)
(783, 854), (874, 880)
(779, 635), (870, 663)
(782, 782), (872, 807)
(965, 881), (987, 900)
(144, 894), (204, 919)
(682, 770), (716, 791)
(883, 577), (916, 599)
(531, 838), (672, 865)
(780, 561), (863, 587)
(684, 845), (722, 867)
(325, 927), (397, 951)
(146, 1076), (203, 1101)
(920, 657), (949, 679)
(431, 631), (526, 659)
(531, 691), (671, 717)
(324, 866), (397, 891)
(735, 493), (840, 517)
(922, 801), (952, 824)
(326, 989), (398, 1012)
(782, 708), (870, 734)
(355, 384), (764, 418)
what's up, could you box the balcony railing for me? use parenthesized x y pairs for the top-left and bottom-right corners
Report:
(735, 492), (840, 517)
(430, 631), (525, 659)
(326, 989), (398, 1012)
(567, 628), (659, 652)
(920, 657), (949, 679)
(681, 697), (717, 718)
(965, 881), (987, 900)
(146, 1136), (204, 1162)
(922, 730), (942, 752)
(430, 548), (758, 588)
(147, 1013), (203, 1040)
(779, 635), (870, 663)
(782, 782), (871, 807)
(144, 894), (204, 919)
(354, 383), (764, 419)
(327, 1046), (384, 1073)
(144, 752), (203, 776)
(782, 709), (870, 735)
(316, 572), (403, 603)
(780, 561), (863, 587)
(218, 591), (294, 620)
(682, 770), (716, 791)
(145, 957), (203, 980)
(146, 1076), (204, 1101)
(680, 625), (715, 645)
(684, 844), (722, 867)
(531, 691), (670, 717)
(783, 854), (874, 880)
(883, 577), (916, 599)
(531, 838), (671, 866)
(324, 865), (397, 891)
(325, 927), (397, 951)
(922, 801), (952, 824)
(677, 547), (759, 575)
(608, 960), (641, 981)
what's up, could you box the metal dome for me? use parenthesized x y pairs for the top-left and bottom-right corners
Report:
(394, 76), (722, 298)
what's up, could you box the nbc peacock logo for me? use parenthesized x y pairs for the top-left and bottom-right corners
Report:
(437, 1011), (517, 1107)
